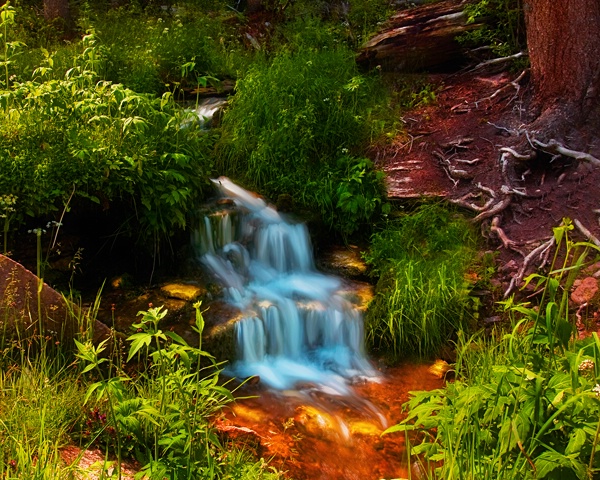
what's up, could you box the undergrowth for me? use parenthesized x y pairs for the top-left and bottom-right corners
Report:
(0, 25), (216, 253)
(0, 281), (280, 478)
(459, 0), (526, 57)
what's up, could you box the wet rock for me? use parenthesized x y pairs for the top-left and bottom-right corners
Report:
(428, 359), (452, 379)
(0, 254), (111, 345)
(318, 245), (369, 278)
(160, 282), (205, 301)
(348, 420), (381, 436)
(215, 422), (262, 457)
(337, 280), (374, 313)
(294, 405), (342, 441)
(571, 277), (598, 305)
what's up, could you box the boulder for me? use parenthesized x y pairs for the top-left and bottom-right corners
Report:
(0, 254), (110, 345)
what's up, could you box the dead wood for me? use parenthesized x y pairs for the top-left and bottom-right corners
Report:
(357, 0), (482, 72)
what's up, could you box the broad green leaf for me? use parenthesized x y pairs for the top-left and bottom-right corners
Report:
(565, 428), (586, 456)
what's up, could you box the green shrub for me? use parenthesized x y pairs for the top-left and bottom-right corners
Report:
(0, 34), (216, 250)
(76, 303), (281, 479)
(276, 0), (393, 48)
(87, 6), (247, 94)
(459, 0), (526, 57)
(364, 204), (477, 359)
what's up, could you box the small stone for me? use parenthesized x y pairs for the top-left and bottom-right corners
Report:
(428, 359), (452, 379)
(571, 277), (598, 305)
(160, 283), (204, 301)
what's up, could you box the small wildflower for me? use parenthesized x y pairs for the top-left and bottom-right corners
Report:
(579, 359), (595, 372)
(593, 384), (600, 397)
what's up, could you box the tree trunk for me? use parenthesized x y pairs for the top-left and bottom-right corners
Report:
(43, 0), (70, 23)
(524, 0), (600, 123)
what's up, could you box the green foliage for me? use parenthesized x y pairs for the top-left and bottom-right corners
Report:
(386, 220), (600, 480)
(277, 0), (393, 48)
(75, 303), (279, 479)
(216, 48), (389, 236)
(86, 5), (247, 94)
(0, 34), (216, 249)
(459, 0), (526, 57)
(364, 204), (478, 358)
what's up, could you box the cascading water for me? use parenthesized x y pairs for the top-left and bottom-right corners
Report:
(182, 97), (227, 130)
(193, 177), (379, 396)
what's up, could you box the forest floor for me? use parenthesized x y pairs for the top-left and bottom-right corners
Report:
(376, 66), (600, 296)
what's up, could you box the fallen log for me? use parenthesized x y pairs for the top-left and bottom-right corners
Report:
(357, 0), (482, 72)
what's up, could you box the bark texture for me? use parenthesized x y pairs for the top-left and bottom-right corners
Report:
(525, 0), (600, 121)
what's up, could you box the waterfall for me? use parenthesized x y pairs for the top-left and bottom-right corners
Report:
(193, 177), (378, 395)
(181, 97), (227, 130)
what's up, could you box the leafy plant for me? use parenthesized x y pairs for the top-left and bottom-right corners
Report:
(75, 302), (260, 479)
(216, 47), (389, 236)
(385, 219), (600, 479)
(0, 33), (216, 250)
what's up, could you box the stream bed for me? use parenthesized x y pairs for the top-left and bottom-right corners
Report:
(218, 362), (443, 480)
(192, 178), (444, 479)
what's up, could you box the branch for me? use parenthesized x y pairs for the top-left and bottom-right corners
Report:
(469, 52), (527, 72)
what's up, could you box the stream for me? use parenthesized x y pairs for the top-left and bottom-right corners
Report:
(192, 178), (444, 479)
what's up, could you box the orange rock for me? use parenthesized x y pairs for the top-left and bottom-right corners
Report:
(571, 277), (599, 305)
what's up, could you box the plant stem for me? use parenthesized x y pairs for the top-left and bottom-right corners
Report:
(589, 414), (600, 471)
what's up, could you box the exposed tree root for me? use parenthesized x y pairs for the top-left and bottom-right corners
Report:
(574, 219), (600, 248)
(532, 138), (600, 167)
(475, 70), (527, 107)
(490, 216), (522, 253)
(472, 195), (512, 222)
(504, 237), (556, 298)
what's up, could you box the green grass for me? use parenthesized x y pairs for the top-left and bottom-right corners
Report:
(364, 204), (479, 359)
(0, 292), (282, 479)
